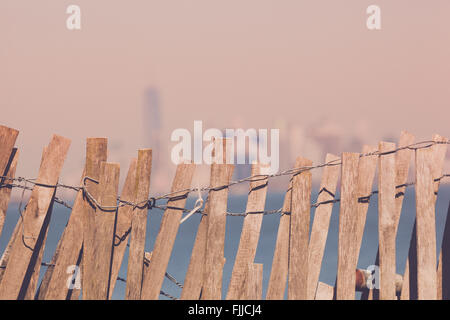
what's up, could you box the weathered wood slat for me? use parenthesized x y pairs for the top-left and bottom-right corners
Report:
(36, 149), (73, 300)
(22, 146), (51, 300)
(378, 141), (397, 300)
(81, 138), (108, 299)
(108, 158), (137, 298)
(354, 145), (378, 262)
(140, 162), (195, 300)
(266, 181), (293, 300)
(0, 125), (19, 178)
(37, 170), (86, 300)
(22, 194), (54, 299)
(393, 132), (416, 232)
(0, 148), (19, 238)
(437, 202), (450, 300)
(315, 282), (334, 300)
(344, 145), (378, 301)
(0, 220), (21, 283)
(336, 152), (360, 300)
(226, 163), (268, 300)
(0, 146), (50, 296)
(0, 134), (70, 299)
(180, 209), (209, 300)
(288, 157), (312, 300)
(39, 174), (85, 300)
(180, 158), (233, 300)
(401, 134), (446, 300)
(44, 139), (107, 300)
(244, 263), (263, 300)
(35, 227), (65, 300)
(125, 150), (152, 300)
(363, 131), (414, 300)
(307, 153), (340, 299)
(87, 162), (120, 299)
(434, 135), (449, 300)
(415, 147), (437, 299)
(201, 138), (234, 300)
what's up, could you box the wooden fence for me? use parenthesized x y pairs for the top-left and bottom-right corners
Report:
(0, 124), (449, 300)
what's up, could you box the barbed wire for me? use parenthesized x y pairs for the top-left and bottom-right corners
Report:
(0, 140), (449, 216)
(0, 139), (448, 301)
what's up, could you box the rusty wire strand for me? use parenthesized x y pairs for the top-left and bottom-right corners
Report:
(0, 139), (449, 215)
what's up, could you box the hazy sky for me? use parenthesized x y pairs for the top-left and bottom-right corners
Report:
(1, 1), (449, 189)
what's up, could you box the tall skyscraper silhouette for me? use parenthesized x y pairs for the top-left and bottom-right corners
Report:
(142, 87), (162, 180)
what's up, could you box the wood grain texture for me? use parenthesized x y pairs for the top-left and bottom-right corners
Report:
(85, 162), (120, 299)
(125, 150), (152, 300)
(378, 141), (397, 300)
(244, 263), (263, 300)
(288, 157), (312, 300)
(363, 131), (414, 300)
(81, 138), (108, 299)
(20, 144), (50, 300)
(0, 134), (70, 299)
(415, 147), (437, 299)
(22, 146), (51, 300)
(36, 226), (66, 300)
(181, 157), (233, 300)
(226, 163), (268, 300)
(315, 282), (334, 300)
(401, 134), (446, 300)
(434, 135), (449, 300)
(36, 149), (79, 300)
(393, 132), (416, 233)
(438, 202), (450, 300)
(180, 211), (209, 300)
(0, 125), (19, 178)
(354, 145), (378, 262)
(0, 148), (19, 238)
(336, 152), (360, 300)
(38, 169), (86, 300)
(201, 139), (233, 300)
(266, 181), (292, 300)
(140, 162), (196, 300)
(0, 220), (21, 283)
(307, 153), (340, 299)
(21, 195), (54, 299)
(348, 145), (378, 300)
(108, 159), (137, 299)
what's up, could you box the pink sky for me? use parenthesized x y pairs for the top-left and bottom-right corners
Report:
(1, 1), (449, 192)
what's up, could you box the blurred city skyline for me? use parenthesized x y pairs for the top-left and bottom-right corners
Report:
(1, 1), (450, 197)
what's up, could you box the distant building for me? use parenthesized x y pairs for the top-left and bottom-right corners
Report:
(143, 87), (161, 156)
(142, 87), (170, 192)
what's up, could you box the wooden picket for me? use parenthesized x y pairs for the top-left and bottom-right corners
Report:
(288, 157), (312, 300)
(363, 131), (415, 300)
(226, 163), (268, 300)
(0, 124), (448, 301)
(378, 141), (397, 300)
(0, 134), (70, 299)
(0, 148), (19, 238)
(140, 162), (194, 300)
(108, 159), (137, 298)
(202, 138), (234, 300)
(81, 138), (108, 299)
(126, 149), (152, 300)
(266, 165), (294, 300)
(336, 152), (360, 300)
(401, 134), (447, 300)
(307, 153), (340, 299)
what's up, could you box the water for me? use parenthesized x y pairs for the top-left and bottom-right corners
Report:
(1, 185), (449, 300)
